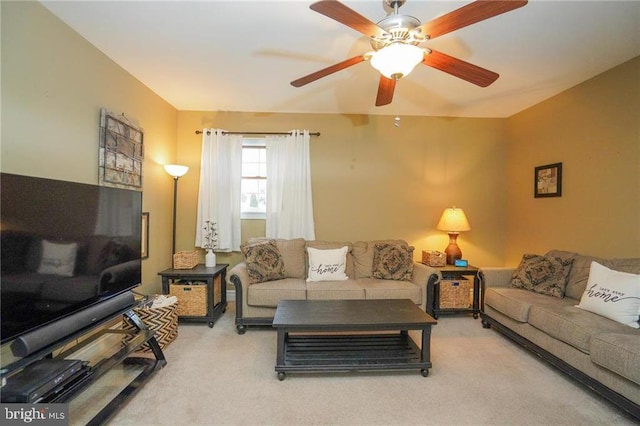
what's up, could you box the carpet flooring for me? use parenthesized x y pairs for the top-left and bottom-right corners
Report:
(103, 305), (636, 426)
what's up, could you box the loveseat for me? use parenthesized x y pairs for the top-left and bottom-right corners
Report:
(480, 250), (640, 419)
(227, 238), (440, 334)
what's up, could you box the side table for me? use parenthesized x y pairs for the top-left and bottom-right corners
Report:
(426, 264), (480, 319)
(158, 264), (228, 327)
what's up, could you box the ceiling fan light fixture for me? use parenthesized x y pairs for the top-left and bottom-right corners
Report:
(370, 43), (424, 80)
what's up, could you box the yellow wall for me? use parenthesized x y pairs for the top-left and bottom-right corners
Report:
(3, 2), (638, 288)
(1, 2), (178, 294)
(505, 56), (640, 264)
(176, 112), (508, 268)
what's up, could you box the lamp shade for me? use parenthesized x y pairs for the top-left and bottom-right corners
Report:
(370, 43), (424, 80)
(436, 207), (471, 232)
(164, 164), (189, 178)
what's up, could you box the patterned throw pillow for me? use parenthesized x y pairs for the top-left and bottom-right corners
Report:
(241, 240), (286, 284)
(510, 254), (574, 298)
(372, 243), (414, 281)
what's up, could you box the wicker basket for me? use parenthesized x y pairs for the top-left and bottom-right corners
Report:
(439, 277), (471, 309)
(173, 250), (199, 269)
(170, 283), (207, 317)
(122, 299), (178, 352)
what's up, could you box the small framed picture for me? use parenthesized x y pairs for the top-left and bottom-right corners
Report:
(534, 162), (562, 198)
(141, 212), (150, 259)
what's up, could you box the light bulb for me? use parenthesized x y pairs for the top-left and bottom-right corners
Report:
(370, 43), (424, 80)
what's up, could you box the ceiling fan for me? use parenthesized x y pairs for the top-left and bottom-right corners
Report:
(291, 0), (528, 107)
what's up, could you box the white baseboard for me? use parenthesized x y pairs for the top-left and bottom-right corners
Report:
(226, 289), (235, 302)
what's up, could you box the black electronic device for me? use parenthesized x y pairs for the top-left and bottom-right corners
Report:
(10, 291), (135, 357)
(0, 359), (85, 403)
(0, 173), (142, 347)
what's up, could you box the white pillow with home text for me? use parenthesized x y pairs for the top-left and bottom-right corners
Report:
(37, 240), (78, 277)
(576, 261), (640, 328)
(306, 246), (348, 282)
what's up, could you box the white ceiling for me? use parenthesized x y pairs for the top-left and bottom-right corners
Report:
(41, 0), (640, 118)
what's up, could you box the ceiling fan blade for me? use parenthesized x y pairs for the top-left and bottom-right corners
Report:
(418, 0), (528, 40)
(310, 0), (387, 39)
(375, 76), (396, 106)
(423, 50), (499, 87)
(291, 55), (366, 87)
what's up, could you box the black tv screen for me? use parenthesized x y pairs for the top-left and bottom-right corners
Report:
(1, 173), (142, 344)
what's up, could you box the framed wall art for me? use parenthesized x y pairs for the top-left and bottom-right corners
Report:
(534, 162), (562, 198)
(141, 212), (149, 259)
(99, 108), (144, 190)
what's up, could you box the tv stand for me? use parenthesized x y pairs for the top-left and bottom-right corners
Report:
(1, 305), (166, 425)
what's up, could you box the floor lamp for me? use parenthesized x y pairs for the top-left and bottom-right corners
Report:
(164, 164), (189, 256)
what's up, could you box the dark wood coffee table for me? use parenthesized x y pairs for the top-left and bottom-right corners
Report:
(272, 299), (437, 380)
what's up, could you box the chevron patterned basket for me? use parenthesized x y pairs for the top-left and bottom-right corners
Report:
(122, 299), (178, 352)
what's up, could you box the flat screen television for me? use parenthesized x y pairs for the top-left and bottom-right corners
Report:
(1, 173), (142, 346)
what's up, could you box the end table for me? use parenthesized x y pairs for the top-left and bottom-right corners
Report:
(426, 264), (480, 319)
(158, 264), (228, 327)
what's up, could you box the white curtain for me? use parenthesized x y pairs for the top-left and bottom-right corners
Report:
(195, 129), (243, 252)
(265, 130), (315, 240)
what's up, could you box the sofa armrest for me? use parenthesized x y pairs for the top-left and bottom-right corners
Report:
(479, 267), (515, 289)
(412, 263), (441, 311)
(227, 262), (252, 334)
(99, 259), (141, 293)
(479, 267), (514, 313)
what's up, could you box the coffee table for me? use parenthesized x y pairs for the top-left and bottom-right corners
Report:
(272, 299), (437, 380)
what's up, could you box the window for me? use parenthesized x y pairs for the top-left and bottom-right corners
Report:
(241, 138), (266, 218)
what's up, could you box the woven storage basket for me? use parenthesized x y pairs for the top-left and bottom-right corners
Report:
(170, 284), (207, 317)
(422, 250), (446, 267)
(439, 277), (471, 309)
(122, 300), (178, 352)
(173, 250), (199, 269)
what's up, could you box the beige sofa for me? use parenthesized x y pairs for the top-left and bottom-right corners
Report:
(480, 250), (640, 420)
(227, 239), (440, 334)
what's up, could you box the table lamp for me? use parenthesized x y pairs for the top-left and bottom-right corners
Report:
(436, 207), (471, 265)
(164, 164), (189, 256)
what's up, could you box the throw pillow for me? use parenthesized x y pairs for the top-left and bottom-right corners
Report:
(97, 239), (133, 271)
(576, 261), (640, 328)
(241, 240), (286, 284)
(37, 240), (78, 277)
(372, 243), (414, 281)
(306, 246), (349, 282)
(509, 253), (573, 298)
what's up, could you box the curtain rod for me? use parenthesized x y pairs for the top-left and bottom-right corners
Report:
(195, 130), (320, 137)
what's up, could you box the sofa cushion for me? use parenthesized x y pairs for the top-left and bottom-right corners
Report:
(509, 253), (573, 298)
(306, 246), (349, 282)
(247, 238), (306, 279)
(241, 240), (286, 284)
(590, 332), (640, 385)
(246, 278), (306, 307)
(306, 241), (354, 278)
(528, 304), (627, 354)
(358, 277), (422, 304)
(372, 243), (414, 281)
(306, 279), (365, 300)
(484, 287), (572, 323)
(575, 261), (640, 328)
(352, 240), (409, 279)
(547, 250), (640, 300)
